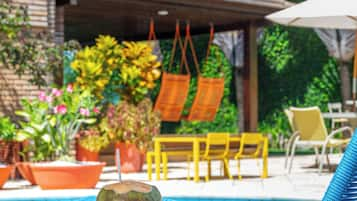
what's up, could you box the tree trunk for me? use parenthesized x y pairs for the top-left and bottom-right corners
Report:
(339, 60), (351, 110)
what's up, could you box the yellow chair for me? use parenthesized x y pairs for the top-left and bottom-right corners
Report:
(287, 107), (352, 174)
(147, 150), (193, 181)
(188, 133), (232, 182)
(147, 151), (168, 181)
(234, 133), (264, 180)
(328, 103), (348, 130)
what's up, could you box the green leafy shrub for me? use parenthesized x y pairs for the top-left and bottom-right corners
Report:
(177, 45), (238, 134)
(16, 85), (99, 161)
(0, 117), (16, 141)
(258, 25), (341, 147)
(0, 1), (64, 87)
(78, 128), (109, 152)
(100, 98), (161, 151)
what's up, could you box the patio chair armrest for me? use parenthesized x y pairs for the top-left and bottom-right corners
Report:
(327, 126), (353, 140)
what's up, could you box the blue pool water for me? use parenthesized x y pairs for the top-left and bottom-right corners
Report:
(0, 197), (313, 201)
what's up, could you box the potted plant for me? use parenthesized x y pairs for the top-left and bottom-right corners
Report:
(101, 98), (161, 173)
(76, 128), (109, 161)
(0, 116), (22, 180)
(70, 36), (161, 173)
(0, 117), (18, 163)
(16, 85), (105, 189)
(0, 117), (17, 188)
(0, 163), (13, 189)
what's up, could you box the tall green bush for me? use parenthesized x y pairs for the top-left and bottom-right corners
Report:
(258, 25), (341, 147)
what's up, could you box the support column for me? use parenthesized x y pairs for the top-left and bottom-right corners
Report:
(243, 23), (258, 132)
(55, 6), (65, 44)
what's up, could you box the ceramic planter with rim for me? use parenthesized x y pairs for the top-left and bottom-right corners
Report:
(0, 165), (13, 188)
(30, 162), (105, 189)
(16, 162), (36, 185)
(76, 143), (99, 162)
(115, 142), (145, 173)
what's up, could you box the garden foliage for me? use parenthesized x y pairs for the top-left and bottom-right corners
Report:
(100, 98), (161, 151)
(77, 128), (109, 153)
(0, 117), (17, 141)
(157, 36), (238, 134)
(0, 1), (63, 87)
(71, 36), (161, 104)
(258, 25), (341, 147)
(16, 85), (99, 161)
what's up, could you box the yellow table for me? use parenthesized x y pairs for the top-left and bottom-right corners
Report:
(153, 134), (269, 182)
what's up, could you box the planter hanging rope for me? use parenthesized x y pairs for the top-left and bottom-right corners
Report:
(182, 22), (225, 122)
(153, 19), (191, 122)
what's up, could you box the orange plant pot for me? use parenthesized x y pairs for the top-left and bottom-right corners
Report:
(0, 165), (13, 188)
(115, 142), (145, 173)
(30, 162), (105, 190)
(76, 143), (99, 162)
(16, 162), (36, 185)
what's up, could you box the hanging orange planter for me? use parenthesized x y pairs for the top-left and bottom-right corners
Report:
(115, 142), (145, 173)
(182, 23), (225, 122)
(154, 20), (191, 122)
(0, 165), (13, 188)
(76, 143), (99, 162)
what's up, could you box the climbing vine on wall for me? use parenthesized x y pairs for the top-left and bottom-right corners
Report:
(0, 1), (63, 87)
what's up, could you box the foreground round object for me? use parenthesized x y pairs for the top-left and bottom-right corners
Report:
(30, 162), (105, 189)
(97, 180), (161, 201)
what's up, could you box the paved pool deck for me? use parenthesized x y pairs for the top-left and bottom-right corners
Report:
(0, 154), (341, 200)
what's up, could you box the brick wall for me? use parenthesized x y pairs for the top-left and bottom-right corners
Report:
(0, 68), (45, 119)
(0, 0), (56, 119)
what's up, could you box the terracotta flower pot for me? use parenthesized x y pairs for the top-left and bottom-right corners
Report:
(30, 162), (105, 190)
(0, 165), (13, 188)
(76, 143), (99, 162)
(16, 162), (36, 185)
(115, 142), (145, 173)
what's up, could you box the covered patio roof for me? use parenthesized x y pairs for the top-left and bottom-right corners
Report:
(54, 0), (292, 132)
(56, 0), (292, 42)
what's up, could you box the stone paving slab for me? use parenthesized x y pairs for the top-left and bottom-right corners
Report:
(0, 154), (341, 200)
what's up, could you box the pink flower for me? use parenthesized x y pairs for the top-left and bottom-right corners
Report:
(66, 84), (73, 93)
(80, 108), (90, 116)
(52, 88), (63, 97)
(46, 96), (53, 103)
(93, 107), (100, 114)
(54, 104), (67, 114)
(38, 91), (46, 101)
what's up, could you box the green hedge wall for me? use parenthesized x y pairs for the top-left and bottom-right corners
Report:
(258, 25), (343, 147)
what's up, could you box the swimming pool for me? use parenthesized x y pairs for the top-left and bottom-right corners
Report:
(0, 196), (314, 201)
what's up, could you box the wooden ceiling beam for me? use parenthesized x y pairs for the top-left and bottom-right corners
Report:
(56, 0), (77, 6)
(65, 20), (253, 43)
(60, 0), (283, 42)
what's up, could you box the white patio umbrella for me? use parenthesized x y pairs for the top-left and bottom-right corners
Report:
(266, 0), (357, 100)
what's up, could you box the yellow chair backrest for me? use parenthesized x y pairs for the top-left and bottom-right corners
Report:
(236, 133), (263, 157)
(290, 106), (328, 141)
(204, 133), (230, 157)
